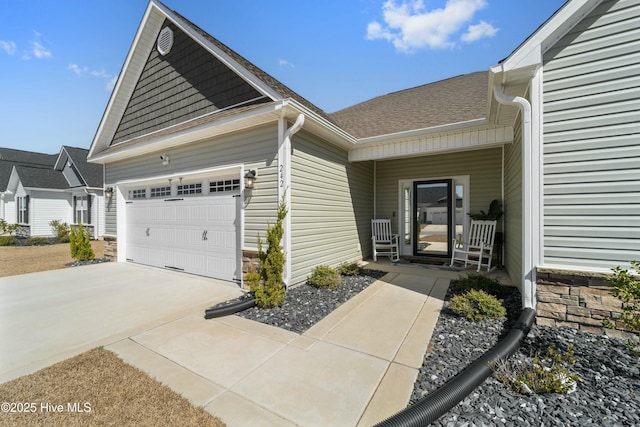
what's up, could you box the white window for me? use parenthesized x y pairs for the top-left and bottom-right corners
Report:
(130, 189), (146, 199)
(17, 196), (29, 224)
(210, 179), (240, 193)
(74, 195), (91, 224)
(177, 183), (202, 195)
(151, 186), (171, 198)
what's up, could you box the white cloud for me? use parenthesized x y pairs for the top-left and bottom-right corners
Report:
(32, 41), (52, 58)
(28, 31), (52, 59)
(278, 59), (295, 68)
(0, 40), (16, 55)
(91, 69), (109, 78)
(68, 64), (88, 76)
(461, 20), (498, 42)
(366, 0), (496, 52)
(106, 75), (118, 91)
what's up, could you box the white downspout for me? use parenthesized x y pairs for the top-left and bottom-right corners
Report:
(279, 113), (305, 287)
(493, 86), (535, 310)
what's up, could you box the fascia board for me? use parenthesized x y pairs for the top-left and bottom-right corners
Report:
(88, 1), (161, 159)
(88, 102), (285, 164)
(355, 118), (488, 146)
(53, 147), (69, 171)
(496, 0), (602, 72)
(282, 100), (357, 149)
(23, 187), (70, 193)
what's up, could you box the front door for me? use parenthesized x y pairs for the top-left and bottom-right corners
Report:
(413, 180), (453, 257)
(399, 176), (467, 259)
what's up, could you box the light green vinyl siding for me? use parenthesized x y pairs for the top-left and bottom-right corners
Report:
(104, 124), (279, 248)
(542, 0), (640, 270)
(375, 147), (503, 234)
(504, 114), (522, 287)
(290, 130), (373, 286)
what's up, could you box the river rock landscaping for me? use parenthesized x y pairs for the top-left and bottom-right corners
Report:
(227, 269), (386, 333)
(411, 281), (640, 426)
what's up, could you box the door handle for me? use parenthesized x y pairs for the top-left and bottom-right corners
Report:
(202, 230), (208, 241)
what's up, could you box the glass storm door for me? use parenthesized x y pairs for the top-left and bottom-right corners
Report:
(413, 180), (453, 257)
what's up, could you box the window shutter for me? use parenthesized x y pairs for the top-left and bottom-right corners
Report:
(87, 195), (92, 224)
(73, 196), (77, 224)
(25, 195), (29, 224)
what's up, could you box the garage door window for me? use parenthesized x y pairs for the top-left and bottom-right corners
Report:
(210, 179), (240, 193)
(150, 186), (171, 198)
(177, 183), (202, 195)
(130, 189), (146, 199)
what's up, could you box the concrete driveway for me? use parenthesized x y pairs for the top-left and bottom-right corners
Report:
(0, 262), (242, 383)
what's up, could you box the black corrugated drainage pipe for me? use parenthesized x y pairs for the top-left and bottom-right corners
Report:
(374, 308), (536, 427)
(204, 295), (256, 319)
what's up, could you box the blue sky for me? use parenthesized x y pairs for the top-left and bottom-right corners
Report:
(0, 0), (566, 154)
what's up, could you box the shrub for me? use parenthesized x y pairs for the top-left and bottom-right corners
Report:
(308, 265), (341, 290)
(0, 219), (18, 236)
(49, 219), (70, 240)
(69, 222), (95, 261)
(493, 345), (581, 395)
(250, 195), (287, 308)
(0, 236), (16, 246)
(337, 261), (362, 276)
(604, 261), (640, 333)
(448, 289), (506, 321)
(457, 273), (506, 297)
(25, 237), (50, 246)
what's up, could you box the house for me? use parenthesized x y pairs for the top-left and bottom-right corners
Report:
(88, 0), (639, 332)
(0, 146), (105, 238)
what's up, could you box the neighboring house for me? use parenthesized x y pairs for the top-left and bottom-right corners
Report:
(88, 0), (639, 331)
(0, 146), (105, 238)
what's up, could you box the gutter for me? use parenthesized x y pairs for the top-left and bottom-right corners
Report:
(492, 86), (535, 310)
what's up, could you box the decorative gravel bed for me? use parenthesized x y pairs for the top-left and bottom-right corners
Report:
(410, 281), (640, 426)
(231, 269), (387, 334)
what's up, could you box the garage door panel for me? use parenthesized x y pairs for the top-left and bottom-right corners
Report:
(125, 193), (240, 282)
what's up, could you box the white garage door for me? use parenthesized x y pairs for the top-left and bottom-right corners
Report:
(125, 193), (240, 282)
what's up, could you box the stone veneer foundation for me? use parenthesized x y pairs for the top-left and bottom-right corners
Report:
(536, 267), (637, 341)
(103, 236), (117, 261)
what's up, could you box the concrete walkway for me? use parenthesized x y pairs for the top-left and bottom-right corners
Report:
(108, 261), (459, 426)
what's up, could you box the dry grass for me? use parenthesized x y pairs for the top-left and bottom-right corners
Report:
(0, 348), (225, 427)
(0, 240), (104, 277)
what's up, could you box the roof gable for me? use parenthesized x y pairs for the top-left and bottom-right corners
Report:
(89, 0), (332, 159)
(10, 165), (70, 191)
(111, 19), (270, 145)
(0, 148), (57, 192)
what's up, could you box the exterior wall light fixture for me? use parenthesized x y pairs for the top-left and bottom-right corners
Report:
(244, 169), (257, 189)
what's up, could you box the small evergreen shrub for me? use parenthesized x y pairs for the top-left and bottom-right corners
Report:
(493, 345), (581, 395)
(69, 222), (95, 261)
(251, 195), (287, 308)
(308, 265), (341, 290)
(26, 237), (49, 246)
(49, 219), (70, 240)
(0, 236), (16, 246)
(337, 261), (362, 276)
(449, 289), (506, 321)
(604, 261), (640, 333)
(457, 273), (505, 297)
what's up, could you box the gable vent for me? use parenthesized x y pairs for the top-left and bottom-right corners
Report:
(157, 27), (174, 56)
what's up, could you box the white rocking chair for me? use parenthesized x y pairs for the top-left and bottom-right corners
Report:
(450, 220), (497, 272)
(371, 219), (399, 262)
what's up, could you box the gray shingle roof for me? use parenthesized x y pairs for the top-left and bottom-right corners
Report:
(0, 147), (57, 166)
(329, 71), (489, 139)
(63, 146), (104, 188)
(0, 148), (57, 191)
(13, 165), (70, 189)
